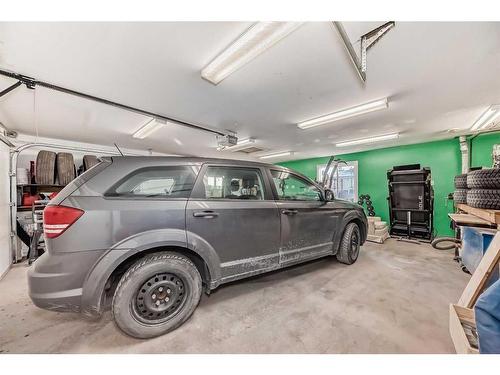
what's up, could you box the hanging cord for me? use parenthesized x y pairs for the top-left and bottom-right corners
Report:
(32, 87), (39, 143)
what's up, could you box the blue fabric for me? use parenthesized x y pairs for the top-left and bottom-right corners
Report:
(475, 278), (500, 354)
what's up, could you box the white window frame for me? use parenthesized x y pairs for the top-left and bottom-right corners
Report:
(316, 161), (358, 202)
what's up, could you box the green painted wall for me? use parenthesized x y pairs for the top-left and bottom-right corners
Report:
(470, 131), (500, 168)
(279, 133), (500, 237)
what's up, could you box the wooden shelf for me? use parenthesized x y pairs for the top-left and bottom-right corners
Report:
(448, 213), (496, 228)
(456, 204), (500, 226)
(17, 184), (65, 194)
(17, 184), (64, 189)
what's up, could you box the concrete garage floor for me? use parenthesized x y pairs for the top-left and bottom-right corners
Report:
(0, 239), (469, 353)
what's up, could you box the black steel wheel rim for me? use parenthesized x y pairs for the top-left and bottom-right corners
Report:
(131, 273), (188, 324)
(351, 230), (360, 259)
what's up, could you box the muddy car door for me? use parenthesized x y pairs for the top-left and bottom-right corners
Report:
(186, 164), (281, 283)
(269, 169), (341, 265)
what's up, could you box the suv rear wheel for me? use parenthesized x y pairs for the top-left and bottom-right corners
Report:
(112, 252), (202, 339)
(336, 222), (361, 265)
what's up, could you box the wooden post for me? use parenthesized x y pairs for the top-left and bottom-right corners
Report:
(458, 232), (500, 308)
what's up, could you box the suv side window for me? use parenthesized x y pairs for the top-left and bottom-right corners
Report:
(271, 170), (321, 201)
(108, 166), (196, 198)
(202, 166), (265, 200)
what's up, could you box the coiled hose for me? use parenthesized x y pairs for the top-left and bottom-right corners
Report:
(431, 237), (461, 250)
(431, 237), (469, 273)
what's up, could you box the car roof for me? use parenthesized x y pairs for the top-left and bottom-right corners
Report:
(105, 156), (318, 185)
(108, 155), (273, 167)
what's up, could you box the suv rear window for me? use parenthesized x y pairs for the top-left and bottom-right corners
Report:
(49, 158), (110, 205)
(107, 166), (196, 198)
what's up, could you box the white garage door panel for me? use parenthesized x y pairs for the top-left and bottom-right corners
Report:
(0, 142), (11, 278)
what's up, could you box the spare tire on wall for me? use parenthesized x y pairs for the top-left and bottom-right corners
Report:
(56, 152), (76, 186)
(35, 150), (56, 185)
(467, 169), (500, 189)
(467, 189), (500, 210)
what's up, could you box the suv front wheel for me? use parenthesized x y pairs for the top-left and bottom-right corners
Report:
(336, 222), (361, 265)
(112, 252), (202, 339)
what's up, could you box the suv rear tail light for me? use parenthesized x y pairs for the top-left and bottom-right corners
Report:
(43, 205), (84, 239)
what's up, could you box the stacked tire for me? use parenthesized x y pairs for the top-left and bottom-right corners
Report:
(466, 169), (500, 210)
(453, 174), (468, 204)
(83, 155), (99, 171)
(56, 152), (76, 186)
(35, 150), (57, 185)
(35, 150), (78, 187)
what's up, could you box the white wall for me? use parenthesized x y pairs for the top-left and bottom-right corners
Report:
(13, 133), (171, 172)
(0, 141), (11, 279)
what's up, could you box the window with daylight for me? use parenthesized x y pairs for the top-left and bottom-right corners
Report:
(317, 161), (358, 202)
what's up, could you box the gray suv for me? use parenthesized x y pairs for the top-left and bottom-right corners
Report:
(28, 156), (367, 338)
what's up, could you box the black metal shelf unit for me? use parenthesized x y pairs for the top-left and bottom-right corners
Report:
(387, 164), (434, 241)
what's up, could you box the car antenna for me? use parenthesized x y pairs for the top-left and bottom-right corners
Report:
(114, 143), (124, 156)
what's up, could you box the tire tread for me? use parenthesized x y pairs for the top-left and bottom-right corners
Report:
(467, 189), (500, 210)
(454, 174), (468, 189)
(336, 222), (360, 265)
(56, 152), (75, 186)
(35, 150), (56, 185)
(83, 155), (99, 171)
(467, 169), (500, 189)
(453, 189), (467, 204)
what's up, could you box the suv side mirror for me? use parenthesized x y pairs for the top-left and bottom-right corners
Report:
(324, 189), (334, 201)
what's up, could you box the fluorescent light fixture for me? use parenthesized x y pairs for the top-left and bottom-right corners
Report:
(201, 22), (303, 85)
(224, 137), (255, 149)
(471, 105), (500, 131)
(216, 137), (256, 151)
(259, 151), (293, 159)
(234, 138), (254, 146)
(336, 133), (399, 147)
(297, 98), (389, 130)
(132, 118), (166, 139)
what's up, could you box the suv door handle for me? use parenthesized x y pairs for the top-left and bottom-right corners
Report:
(281, 209), (298, 215)
(193, 210), (219, 218)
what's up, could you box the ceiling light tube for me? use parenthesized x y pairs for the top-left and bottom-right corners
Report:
(336, 133), (399, 147)
(235, 138), (254, 146)
(259, 151), (293, 159)
(132, 118), (166, 139)
(297, 98), (389, 130)
(470, 105), (500, 131)
(202, 22), (303, 85)
(223, 137), (255, 149)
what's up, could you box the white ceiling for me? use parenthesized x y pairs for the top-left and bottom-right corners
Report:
(0, 22), (499, 162)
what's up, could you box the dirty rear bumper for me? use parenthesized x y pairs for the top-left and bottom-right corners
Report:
(28, 250), (106, 314)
